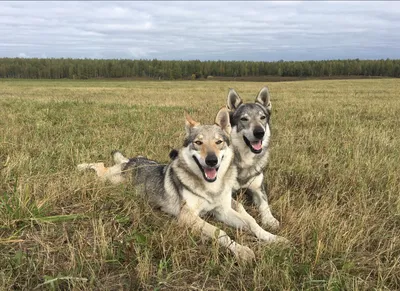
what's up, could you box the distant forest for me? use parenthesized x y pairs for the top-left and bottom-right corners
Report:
(1, 58), (400, 80)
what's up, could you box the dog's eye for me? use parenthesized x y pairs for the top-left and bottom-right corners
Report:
(194, 141), (203, 146)
(216, 140), (223, 145)
(240, 117), (249, 122)
(260, 116), (266, 120)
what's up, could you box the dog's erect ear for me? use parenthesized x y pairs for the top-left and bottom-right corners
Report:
(215, 107), (232, 135)
(227, 88), (243, 111)
(185, 112), (200, 135)
(255, 86), (272, 112)
(169, 149), (179, 160)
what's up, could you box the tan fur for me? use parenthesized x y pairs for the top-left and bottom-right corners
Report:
(77, 162), (125, 184)
(199, 141), (220, 160)
(185, 112), (200, 128)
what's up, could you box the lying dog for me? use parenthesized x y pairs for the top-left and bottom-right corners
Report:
(78, 107), (286, 261)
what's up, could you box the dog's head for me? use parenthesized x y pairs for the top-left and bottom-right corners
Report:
(227, 86), (272, 154)
(182, 107), (232, 182)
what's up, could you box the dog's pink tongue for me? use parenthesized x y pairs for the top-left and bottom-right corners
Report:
(252, 140), (262, 151)
(204, 168), (217, 180)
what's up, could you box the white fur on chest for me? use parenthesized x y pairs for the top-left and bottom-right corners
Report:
(237, 150), (269, 174)
(182, 183), (233, 215)
(231, 127), (270, 186)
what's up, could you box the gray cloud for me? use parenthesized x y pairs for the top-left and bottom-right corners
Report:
(0, 1), (399, 61)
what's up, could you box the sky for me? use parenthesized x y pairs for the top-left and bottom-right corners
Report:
(1, 1), (400, 62)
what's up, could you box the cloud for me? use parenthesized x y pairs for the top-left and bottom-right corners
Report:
(0, 1), (399, 61)
(128, 47), (158, 59)
(18, 53), (29, 58)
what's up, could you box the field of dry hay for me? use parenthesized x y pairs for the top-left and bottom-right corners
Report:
(1, 79), (399, 290)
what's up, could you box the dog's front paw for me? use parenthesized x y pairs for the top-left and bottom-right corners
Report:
(234, 245), (255, 262)
(259, 235), (290, 246)
(262, 215), (280, 231)
(274, 235), (290, 246)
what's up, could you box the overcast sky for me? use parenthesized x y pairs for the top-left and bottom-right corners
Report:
(1, 1), (399, 61)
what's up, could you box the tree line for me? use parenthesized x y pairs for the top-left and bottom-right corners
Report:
(0, 58), (399, 80)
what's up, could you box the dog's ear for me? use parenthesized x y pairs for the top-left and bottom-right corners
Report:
(215, 107), (231, 135)
(185, 112), (200, 135)
(227, 88), (243, 111)
(169, 149), (179, 160)
(255, 86), (272, 112)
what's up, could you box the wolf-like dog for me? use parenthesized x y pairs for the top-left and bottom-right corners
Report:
(77, 108), (285, 262)
(227, 87), (280, 230)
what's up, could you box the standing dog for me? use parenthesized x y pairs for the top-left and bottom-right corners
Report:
(77, 108), (285, 262)
(227, 87), (280, 230)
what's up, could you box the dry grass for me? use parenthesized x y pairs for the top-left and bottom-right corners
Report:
(1, 78), (399, 290)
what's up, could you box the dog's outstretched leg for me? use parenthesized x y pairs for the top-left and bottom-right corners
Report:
(229, 200), (289, 244)
(77, 150), (129, 184)
(77, 162), (126, 184)
(179, 204), (255, 263)
(77, 162), (108, 177)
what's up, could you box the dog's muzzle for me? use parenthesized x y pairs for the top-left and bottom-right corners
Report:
(253, 128), (265, 139)
(193, 155), (219, 182)
(243, 136), (263, 154)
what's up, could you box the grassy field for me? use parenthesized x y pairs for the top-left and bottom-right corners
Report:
(1, 78), (399, 290)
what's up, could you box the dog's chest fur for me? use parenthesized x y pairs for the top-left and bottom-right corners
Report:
(234, 148), (269, 187)
(230, 130), (269, 188)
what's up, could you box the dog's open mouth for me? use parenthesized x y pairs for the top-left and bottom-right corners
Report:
(193, 156), (219, 182)
(243, 136), (263, 154)
(203, 167), (218, 182)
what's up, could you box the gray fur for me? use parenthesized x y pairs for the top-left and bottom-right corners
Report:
(118, 122), (234, 217)
(227, 86), (280, 229)
(77, 107), (288, 260)
(121, 156), (181, 215)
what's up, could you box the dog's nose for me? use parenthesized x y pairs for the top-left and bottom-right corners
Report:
(205, 154), (218, 167)
(253, 127), (265, 139)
